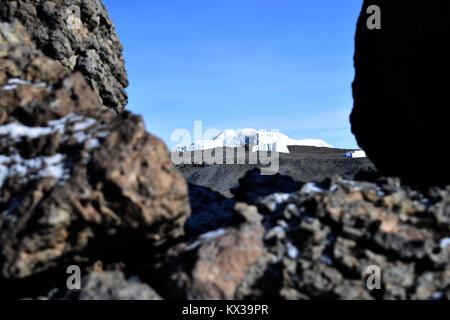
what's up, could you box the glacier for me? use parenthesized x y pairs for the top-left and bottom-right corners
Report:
(342, 150), (367, 158)
(175, 129), (334, 153)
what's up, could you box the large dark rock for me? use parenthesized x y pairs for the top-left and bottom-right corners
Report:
(0, 21), (190, 280)
(351, 1), (450, 187)
(152, 216), (265, 300)
(0, 0), (128, 112)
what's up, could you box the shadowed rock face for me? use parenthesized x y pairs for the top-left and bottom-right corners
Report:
(0, 21), (189, 280)
(351, 1), (450, 187)
(0, 0), (128, 112)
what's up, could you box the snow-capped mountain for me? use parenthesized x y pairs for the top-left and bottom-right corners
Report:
(175, 129), (334, 153)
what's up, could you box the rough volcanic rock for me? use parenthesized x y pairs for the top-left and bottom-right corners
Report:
(153, 217), (265, 300)
(184, 183), (237, 238)
(0, 0), (128, 111)
(351, 1), (450, 187)
(231, 168), (303, 204)
(134, 169), (449, 300)
(1, 20), (72, 87)
(0, 21), (189, 280)
(235, 176), (450, 300)
(63, 271), (162, 300)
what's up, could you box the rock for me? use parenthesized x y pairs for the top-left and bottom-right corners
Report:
(233, 202), (263, 224)
(156, 222), (265, 300)
(1, 20), (70, 87)
(351, 1), (450, 187)
(0, 0), (128, 111)
(333, 280), (374, 300)
(64, 271), (162, 300)
(412, 271), (450, 300)
(0, 21), (190, 280)
(183, 183), (237, 238)
(231, 168), (303, 204)
(225, 175), (450, 300)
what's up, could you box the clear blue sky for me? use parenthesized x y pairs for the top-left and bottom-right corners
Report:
(104, 0), (364, 149)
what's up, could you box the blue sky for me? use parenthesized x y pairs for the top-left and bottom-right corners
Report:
(104, 0), (364, 149)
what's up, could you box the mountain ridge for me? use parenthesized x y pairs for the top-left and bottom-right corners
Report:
(175, 128), (334, 153)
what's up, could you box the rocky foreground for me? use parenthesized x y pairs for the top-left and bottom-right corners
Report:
(0, 0), (449, 300)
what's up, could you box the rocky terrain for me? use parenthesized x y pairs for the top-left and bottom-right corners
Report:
(176, 146), (375, 197)
(0, 16), (189, 297)
(0, 0), (449, 300)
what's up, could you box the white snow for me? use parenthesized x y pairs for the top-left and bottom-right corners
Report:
(0, 122), (53, 139)
(302, 182), (325, 194)
(321, 254), (333, 265)
(186, 228), (228, 251)
(96, 131), (110, 138)
(34, 82), (47, 88)
(269, 193), (291, 204)
(343, 150), (367, 158)
(0, 153), (69, 187)
(0, 113), (106, 189)
(86, 139), (100, 150)
(432, 292), (444, 300)
(440, 238), (450, 248)
(2, 85), (18, 91)
(1, 78), (30, 91)
(199, 228), (227, 240)
(72, 132), (92, 144)
(1, 78), (49, 91)
(8, 78), (31, 85)
(329, 184), (339, 192)
(0, 114), (99, 143)
(73, 118), (97, 131)
(260, 193), (291, 211)
(175, 129), (333, 153)
(287, 242), (299, 259)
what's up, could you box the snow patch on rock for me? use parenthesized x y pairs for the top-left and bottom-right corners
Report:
(0, 153), (69, 188)
(0, 113), (110, 189)
(440, 238), (450, 249)
(302, 182), (325, 194)
(1, 78), (48, 91)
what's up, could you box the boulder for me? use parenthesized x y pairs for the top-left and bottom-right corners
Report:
(154, 220), (265, 300)
(0, 0), (128, 112)
(0, 21), (190, 279)
(351, 1), (450, 187)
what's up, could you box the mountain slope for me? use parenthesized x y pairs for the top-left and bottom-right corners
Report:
(176, 129), (333, 153)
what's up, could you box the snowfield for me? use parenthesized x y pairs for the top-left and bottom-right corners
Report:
(342, 150), (367, 158)
(175, 129), (334, 153)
